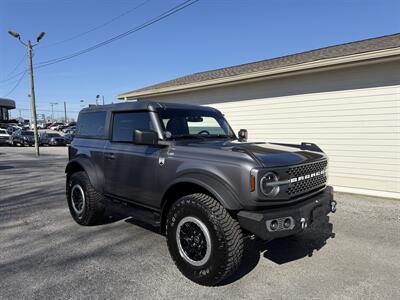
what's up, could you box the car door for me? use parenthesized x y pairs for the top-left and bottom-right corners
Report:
(103, 111), (160, 208)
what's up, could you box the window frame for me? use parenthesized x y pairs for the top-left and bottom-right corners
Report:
(75, 111), (108, 139)
(110, 110), (156, 144)
(156, 108), (237, 139)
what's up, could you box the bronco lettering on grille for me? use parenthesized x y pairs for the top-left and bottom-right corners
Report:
(289, 169), (326, 183)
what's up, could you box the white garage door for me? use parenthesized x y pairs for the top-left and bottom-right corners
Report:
(210, 85), (400, 199)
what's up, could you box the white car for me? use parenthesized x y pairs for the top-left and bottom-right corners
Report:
(0, 129), (12, 145)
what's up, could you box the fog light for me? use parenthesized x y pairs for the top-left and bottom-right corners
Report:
(284, 218), (291, 228)
(270, 220), (278, 231)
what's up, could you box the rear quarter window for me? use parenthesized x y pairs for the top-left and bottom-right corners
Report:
(76, 111), (107, 138)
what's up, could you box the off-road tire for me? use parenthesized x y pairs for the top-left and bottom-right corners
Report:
(66, 171), (104, 226)
(166, 193), (244, 286)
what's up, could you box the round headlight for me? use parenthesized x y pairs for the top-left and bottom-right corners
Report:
(260, 172), (280, 197)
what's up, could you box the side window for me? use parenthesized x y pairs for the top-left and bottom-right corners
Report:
(112, 112), (153, 142)
(76, 111), (106, 138)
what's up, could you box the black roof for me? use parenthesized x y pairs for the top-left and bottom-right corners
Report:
(0, 98), (16, 109)
(119, 33), (400, 97)
(80, 101), (219, 113)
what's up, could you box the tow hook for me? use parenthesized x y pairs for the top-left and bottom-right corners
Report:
(300, 217), (307, 229)
(331, 200), (337, 213)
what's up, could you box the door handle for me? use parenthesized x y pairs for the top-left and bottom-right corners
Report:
(104, 153), (115, 160)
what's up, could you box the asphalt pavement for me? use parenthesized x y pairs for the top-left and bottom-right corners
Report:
(0, 146), (399, 299)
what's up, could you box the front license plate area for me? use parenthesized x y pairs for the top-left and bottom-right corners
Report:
(312, 205), (325, 223)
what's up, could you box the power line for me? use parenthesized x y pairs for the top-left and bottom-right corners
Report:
(16, 107), (81, 113)
(34, 0), (199, 69)
(41, 0), (151, 49)
(2, 54), (26, 80)
(2, 70), (27, 97)
(0, 0), (199, 83)
(0, 70), (26, 84)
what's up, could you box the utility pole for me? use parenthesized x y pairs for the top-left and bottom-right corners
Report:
(8, 30), (45, 157)
(64, 101), (67, 123)
(27, 40), (39, 156)
(50, 102), (58, 122)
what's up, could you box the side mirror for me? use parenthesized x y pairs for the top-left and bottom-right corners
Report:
(238, 129), (248, 142)
(132, 129), (158, 145)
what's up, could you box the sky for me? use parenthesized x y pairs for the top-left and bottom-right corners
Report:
(0, 0), (399, 121)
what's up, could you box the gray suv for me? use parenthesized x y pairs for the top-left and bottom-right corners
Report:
(66, 101), (336, 286)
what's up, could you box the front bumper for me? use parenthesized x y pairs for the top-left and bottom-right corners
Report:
(237, 186), (336, 240)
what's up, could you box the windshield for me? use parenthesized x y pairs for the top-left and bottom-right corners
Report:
(158, 108), (235, 139)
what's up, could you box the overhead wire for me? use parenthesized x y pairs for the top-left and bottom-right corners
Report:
(2, 54), (26, 80)
(0, 0), (198, 83)
(1, 0), (198, 100)
(2, 70), (27, 97)
(40, 0), (152, 49)
(34, 0), (199, 69)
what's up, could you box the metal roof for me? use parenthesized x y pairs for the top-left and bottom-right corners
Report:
(0, 98), (16, 109)
(118, 33), (400, 99)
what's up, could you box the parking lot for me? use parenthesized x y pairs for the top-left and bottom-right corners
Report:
(0, 146), (399, 299)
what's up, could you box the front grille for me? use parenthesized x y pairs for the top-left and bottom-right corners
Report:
(286, 160), (327, 197)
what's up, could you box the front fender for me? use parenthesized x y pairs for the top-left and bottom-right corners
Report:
(163, 171), (243, 211)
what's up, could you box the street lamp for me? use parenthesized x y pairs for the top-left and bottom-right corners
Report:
(8, 30), (46, 157)
(36, 32), (45, 42)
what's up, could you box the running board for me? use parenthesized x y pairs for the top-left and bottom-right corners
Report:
(102, 196), (161, 227)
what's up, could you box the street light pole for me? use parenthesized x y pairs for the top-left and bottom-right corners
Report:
(27, 40), (40, 156)
(8, 30), (45, 157)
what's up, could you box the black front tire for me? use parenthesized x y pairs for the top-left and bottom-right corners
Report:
(66, 171), (104, 226)
(166, 193), (244, 286)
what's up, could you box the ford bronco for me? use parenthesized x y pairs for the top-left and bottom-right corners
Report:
(65, 101), (336, 286)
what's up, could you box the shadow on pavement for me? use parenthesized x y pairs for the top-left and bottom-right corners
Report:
(0, 165), (14, 170)
(221, 216), (335, 285)
(99, 202), (335, 286)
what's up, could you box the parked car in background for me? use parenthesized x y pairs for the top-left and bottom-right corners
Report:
(6, 125), (22, 135)
(63, 126), (76, 134)
(39, 132), (67, 146)
(48, 123), (64, 130)
(20, 123), (30, 130)
(35, 123), (51, 129)
(63, 133), (75, 144)
(56, 124), (68, 131)
(12, 130), (35, 146)
(0, 129), (12, 145)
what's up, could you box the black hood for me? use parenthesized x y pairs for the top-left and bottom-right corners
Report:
(176, 139), (326, 168)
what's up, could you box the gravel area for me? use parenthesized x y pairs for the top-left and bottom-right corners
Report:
(0, 146), (399, 299)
